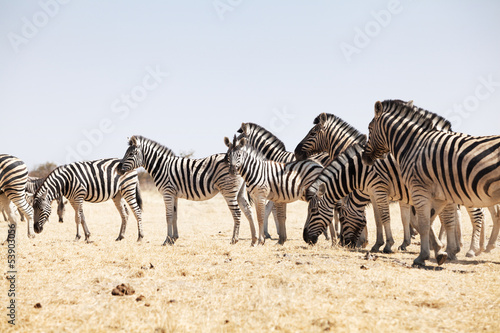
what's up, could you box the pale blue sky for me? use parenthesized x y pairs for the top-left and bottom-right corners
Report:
(1, 1), (499, 169)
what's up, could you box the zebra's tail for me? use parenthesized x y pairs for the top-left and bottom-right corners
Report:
(136, 185), (143, 211)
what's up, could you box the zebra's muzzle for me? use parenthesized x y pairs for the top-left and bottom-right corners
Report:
(303, 228), (318, 245)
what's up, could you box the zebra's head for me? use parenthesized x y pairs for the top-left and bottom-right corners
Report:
(362, 101), (390, 165)
(224, 135), (247, 175)
(303, 183), (334, 245)
(118, 136), (144, 175)
(33, 188), (52, 233)
(295, 113), (329, 161)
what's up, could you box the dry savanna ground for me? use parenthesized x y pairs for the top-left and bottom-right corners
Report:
(1, 189), (499, 332)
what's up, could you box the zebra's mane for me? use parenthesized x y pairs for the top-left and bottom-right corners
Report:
(381, 100), (452, 132)
(238, 122), (287, 152)
(313, 113), (367, 145)
(130, 135), (176, 157)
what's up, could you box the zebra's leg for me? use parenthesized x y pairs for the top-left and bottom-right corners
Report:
(113, 195), (129, 241)
(120, 185), (144, 242)
(236, 187), (257, 246)
(1, 208), (7, 221)
(255, 198), (267, 245)
(465, 207), (484, 257)
(413, 199), (439, 266)
(369, 195), (394, 253)
(162, 194), (176, 246)
(70, 200), (91, 242)
(398, 202), (412, 251)
(0, 196), (18, 244)
(263, 201), (274, 239)
(172, 197), (179, 240)
(7, 189), (35, 238)
(221, 192), (243, 245)
(485, 205), (500, 252)
(438, 204), (460, 260)
(275, 202), (287, 245)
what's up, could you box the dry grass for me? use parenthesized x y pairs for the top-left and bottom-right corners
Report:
(1, 190), (499, 332)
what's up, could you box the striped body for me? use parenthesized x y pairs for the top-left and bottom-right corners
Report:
(33, 158), (143, 242)
(362, 100), (500, 265)
(118, 135), (256, 246)
(0, 154), (34, 240)
(225, 136), (323, 245)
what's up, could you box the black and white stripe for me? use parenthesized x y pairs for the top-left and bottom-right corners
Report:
(362, 99), (500, 266)
(225, 135), (323, 245)
(33, 158), (143, 242)
(26, 176), (66, 223)
(0, 154), (34, 241)
(118, 135), (256, 246)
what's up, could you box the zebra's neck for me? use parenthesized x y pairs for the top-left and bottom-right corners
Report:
(237, 149), (268, 182)
(140, 139), (176, 178)
(244, 126), (294, 163)
(41, 168), (68, 201)
(323, 146), (369, 202)
(324, 121), (365, 159)
(384, 115), (427, 166)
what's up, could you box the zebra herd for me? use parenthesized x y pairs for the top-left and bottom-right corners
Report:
(1, 99), (499, 267)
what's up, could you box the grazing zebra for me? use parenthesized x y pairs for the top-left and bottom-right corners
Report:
(362, 99), (500, 266)
(224, 135), (324, 245)
(0, 154), (34, 241)
(303, 144), (460, 263)
(26, 176), (67, 223)
(117, 135), (256, 246)
(33, 158), (143, 242)
(237, 122), (334, 240)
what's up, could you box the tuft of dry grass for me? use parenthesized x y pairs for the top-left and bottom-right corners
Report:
(1, 190), (499, 332)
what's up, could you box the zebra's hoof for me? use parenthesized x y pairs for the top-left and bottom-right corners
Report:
(74, 236), (81, 242)
(436, 253), (447, 266)
(28, 233), (36, 239)
(162, 237), (175, 246)
(115, 236), (124, 241)
(230, 239), (238, 245)
(466, 250), (476, 258)
(136, 236), (144, 242)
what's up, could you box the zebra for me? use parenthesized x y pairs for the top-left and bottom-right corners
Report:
(303, 144), (461, 263)
(33, 158), (143, 242)
(117, 135), (256, 246)
(224, 135), (324, 245)
(0, 154), (34, 241)
(362, 99), (500, 266)
(237, 122), (334, 241)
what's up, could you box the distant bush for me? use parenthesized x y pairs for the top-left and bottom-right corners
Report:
(137, 169), (156, 191)
(29, 162), (58, 178)
(179, 150), (195, 158)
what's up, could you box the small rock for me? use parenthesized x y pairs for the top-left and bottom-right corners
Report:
(360, 265), (369, 270)
(111, 283), (135, 296)
(136, 295), (145, 302)
(34, 303), (42, 309)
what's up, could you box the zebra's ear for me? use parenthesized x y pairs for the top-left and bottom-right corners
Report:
(238, 123), (247, 134)
(129, 136), (138, 146)
(374, 101), (383, 118)
(407, 100), (414, 107)
(237, 137), (247, 148)
(317, 183), (326, 198)
(224, 137), (232, 148)
(319, 113), (328, 126)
